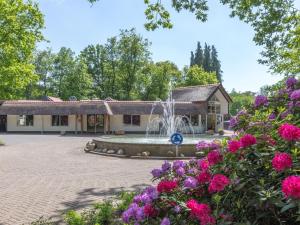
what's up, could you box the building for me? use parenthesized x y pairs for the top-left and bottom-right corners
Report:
(0, 84), (232, 134)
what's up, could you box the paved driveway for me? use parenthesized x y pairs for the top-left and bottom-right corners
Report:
(0, 134), (163, 225)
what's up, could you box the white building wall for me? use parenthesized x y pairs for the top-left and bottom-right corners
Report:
(213, 89), (229, 114)
(7, 115), (81, 132)
(109, 114), (159, 132)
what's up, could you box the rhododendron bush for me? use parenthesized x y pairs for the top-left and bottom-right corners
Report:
(122, 77), (300, 225)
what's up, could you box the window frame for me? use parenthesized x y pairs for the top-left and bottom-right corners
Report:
(51, 115), (69, 127)
(18, 115), (34, 127)
(123, 115), (141, 126)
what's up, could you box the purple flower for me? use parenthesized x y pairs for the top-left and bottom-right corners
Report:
(144, 186), (158, 200)
(161, 161), (171, 172)
(161, 217), (171, 225)
(173, 160), (186, 170)
(290, 89), (300, 100)
(280, 110), (290, 119)
(196, 141), (220, 151)
(122, 203), (145, 223)
(176, 167), (185, 176)
(184, 176), (198, 189)
(229, 117), (238, 128)
(254, 95), (268, 107)
(151, 169), (163, 178)
(286, 77), (297, 88)
(174, 205), (181, 213)
(268, 112), (276, 120)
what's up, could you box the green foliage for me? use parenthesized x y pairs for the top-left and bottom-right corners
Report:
(63, 192), (135, 225)
(116, 191), (135, 212)
(138, 61), (181, 100)
(181, 65), (218, 86)
(190, 42), (223, 82)
(229, 89), (255, 115)
(0, 0), (44, 99)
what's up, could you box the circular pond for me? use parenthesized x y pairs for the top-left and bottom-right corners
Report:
(90, 135), (223, 158)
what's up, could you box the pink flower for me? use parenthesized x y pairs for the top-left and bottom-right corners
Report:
(207, 150), (223, 166)
(240, 134), (257, 148)
(144, 204), (158, 217)
(227, 140), (241, 153)
(272, 152), (293, 172)
(278, 123), (300, 141)
(208, 174), (230, 193)
(186, 200), (215, 225)
(198, 158), (210, 171)
(197, 171), (211, 184)
(282, 176), (300, 199)
(157, 180), (178, 193)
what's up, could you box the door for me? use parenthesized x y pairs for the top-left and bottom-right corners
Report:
(207, 114), (216, 131)
(0, 115), (7, 132)
(87, 114), (104, 133)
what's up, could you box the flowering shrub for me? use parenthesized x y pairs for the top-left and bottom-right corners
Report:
(122, 77), (300, 225)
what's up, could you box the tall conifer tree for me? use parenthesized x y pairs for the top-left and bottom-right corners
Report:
(211, 45), (222, 82)
(203, 43), (211, 72)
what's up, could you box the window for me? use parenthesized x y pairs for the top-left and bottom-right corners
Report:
(18, 115), (34, 126)
(191, 115), (199, 126)
(132, 115), (140, 126)
(123, 115), (140, 126)
(208, 101), (221, 114)
(52, 115), (68, 126)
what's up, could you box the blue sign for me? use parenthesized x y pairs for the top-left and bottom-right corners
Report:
(170, 133), (183, 145)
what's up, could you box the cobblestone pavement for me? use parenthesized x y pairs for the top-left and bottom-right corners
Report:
(0, 134), (163, 225)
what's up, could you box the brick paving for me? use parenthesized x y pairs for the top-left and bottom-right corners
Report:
(0, 134), (163, 225)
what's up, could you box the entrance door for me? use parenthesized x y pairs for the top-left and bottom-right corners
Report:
(87, 114), (104, 133)
(0, 115), (7, 132)
(207, 114), (216, 131)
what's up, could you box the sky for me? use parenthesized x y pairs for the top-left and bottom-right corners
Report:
(37, 0), (300, 93)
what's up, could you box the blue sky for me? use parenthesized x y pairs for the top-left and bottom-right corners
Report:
(37, 0), (300, 93)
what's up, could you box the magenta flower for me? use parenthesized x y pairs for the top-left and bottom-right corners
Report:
(272, 152), (293, 172)
(207, 150), (223, 166)
(227, 140), (241, 153)
(198, 158), (210, 171)
(282, 176), (300, 199)
(197, 171), (211, 184)
(208, 174), (230, 193)
(240, 134), (257, 148)
(186, 199), (215, 225)
(278, 123), (300, 141)
(157, 180), (178, 193)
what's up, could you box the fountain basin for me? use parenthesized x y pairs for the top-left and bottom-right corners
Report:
(91, 135), (222, 157)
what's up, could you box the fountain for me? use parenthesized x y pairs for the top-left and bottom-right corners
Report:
(87, 86), (222, 158)
(146, 87), (194, 137)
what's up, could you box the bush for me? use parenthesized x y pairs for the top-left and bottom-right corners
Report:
(121, 76), (300, 225)
(218, 129), (224, 136)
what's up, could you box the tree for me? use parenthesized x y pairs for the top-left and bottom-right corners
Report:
(193, 42), (204, 67)
(80, 44), (109, 99)
(138, 61), (181, 100)
(88, 0), (299, 75)
(52, 47), (76, 98)
(229, 89), (255, 115)
(118, 28), (151, 99)
(0, 0), (44, 99)
(61, 59), (93, 100)
(33, 48), (55, 96)
(211, 45), (222, 82)
(182, 65), (218, 86)
(203, 43), (211, 72)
